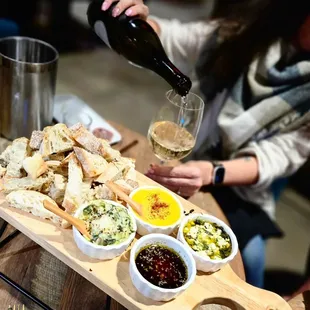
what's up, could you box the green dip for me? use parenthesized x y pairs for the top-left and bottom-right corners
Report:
(79, 200), (135, 246)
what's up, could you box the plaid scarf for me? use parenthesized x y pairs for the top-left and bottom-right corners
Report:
(193, 38), (310, 160)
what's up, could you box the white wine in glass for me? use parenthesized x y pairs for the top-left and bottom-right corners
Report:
(148, 90), (204, 161)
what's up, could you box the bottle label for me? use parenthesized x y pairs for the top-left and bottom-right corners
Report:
(94, 21), (111, 48)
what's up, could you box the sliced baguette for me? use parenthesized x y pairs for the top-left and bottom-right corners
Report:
(6, 138), (31, 178)
(0, 166), (6, 178)
(0, 145), (12, 166)
(49, 174), (67, 205)
(62, 153), (83, 227)
(40, 124), (75, 157)
(48, 153), (66, 162)
(6, 190), (61, 224)
(2, 172), (55, 195)
(23, 153), (48, 180)
(124, 167), (136, 181)
(95, 162), (124, 184)
(81, 178), (94, 203)
(84, 184), (115, 202)
(114, 179), (136, 195)
(99, 138), (121, 162)
(74, 146), (108, 177)
(29, 131), (44, 150)
(70, 123), (103, 155)
(126, 179), (139, 190)
(70, 123), (121, 161)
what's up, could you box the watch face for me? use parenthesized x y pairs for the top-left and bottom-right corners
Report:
(214, 166), (225, 184)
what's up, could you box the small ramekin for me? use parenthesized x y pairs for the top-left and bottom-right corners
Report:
(177, 213), (238, 273)
(129, 186), (184, 236)
(129, 233), (196, 301)
(73, 200), (137, 260)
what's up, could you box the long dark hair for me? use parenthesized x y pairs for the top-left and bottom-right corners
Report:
(197, 0), (310, 98)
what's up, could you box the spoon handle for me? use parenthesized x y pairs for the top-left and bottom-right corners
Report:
(106, 181), (143, 216)
(43, 200), (91, 239)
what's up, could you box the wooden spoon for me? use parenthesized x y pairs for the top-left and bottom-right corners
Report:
(43, 200), (91, 240)
(106, 181), (143, 216)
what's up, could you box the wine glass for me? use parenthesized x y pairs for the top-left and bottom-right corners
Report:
(147, 90), (204, 163)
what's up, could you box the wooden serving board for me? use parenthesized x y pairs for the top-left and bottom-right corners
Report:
(0, 173), (291, 310)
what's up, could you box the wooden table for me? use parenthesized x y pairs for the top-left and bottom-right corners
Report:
(0, 121), (295, 309)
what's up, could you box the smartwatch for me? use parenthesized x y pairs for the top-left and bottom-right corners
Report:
(211, 162), (225, 185)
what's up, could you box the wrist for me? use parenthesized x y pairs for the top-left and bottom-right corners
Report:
(198, 161), (214, 186)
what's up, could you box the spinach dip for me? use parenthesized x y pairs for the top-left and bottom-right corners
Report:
(79, 200), (135, 246)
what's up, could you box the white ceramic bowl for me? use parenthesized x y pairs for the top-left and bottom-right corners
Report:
(129, 234), (196, 301)
(129, 186), (184, 236)
(177, 213), (238, 273)
(73, 200), (137, 260)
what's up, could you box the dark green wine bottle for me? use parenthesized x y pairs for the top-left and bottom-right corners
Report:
(87, 0), (192, 96)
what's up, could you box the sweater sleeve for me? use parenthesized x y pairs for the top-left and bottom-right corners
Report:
(233, 123), (310, 190)
(149, 16), (217, 76)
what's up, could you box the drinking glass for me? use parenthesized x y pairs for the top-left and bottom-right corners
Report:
(147, 90), (204, 162)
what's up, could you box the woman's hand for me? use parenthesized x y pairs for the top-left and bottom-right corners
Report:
(145, 161), (213, 197)
(101, 0), (149, 19)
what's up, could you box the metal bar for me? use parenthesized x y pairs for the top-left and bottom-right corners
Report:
(0, 220), (8, 238)
(0, 229), (20, 249)
(105, 295), (112, 310)
(0, 272), (53, 310)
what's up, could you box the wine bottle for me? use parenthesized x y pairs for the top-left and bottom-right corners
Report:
(87, 0), (192, 96)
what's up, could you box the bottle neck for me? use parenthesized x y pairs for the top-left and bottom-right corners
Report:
(157, 58), (192, 97)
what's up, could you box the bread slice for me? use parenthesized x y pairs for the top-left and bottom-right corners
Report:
(29, 131), (44, 150)
(6, 138), (31, 178)
(0, 166), (6, 178)
(0, 145), (12, 166)
(70, 123), (121, 161)
(70, 123), (103, 155)
(6, 190), (61, 224)
(99, 138), (121, 162)
(118, 157), (136, 180)
(49, 174), (67, 205)
(84, 184), (115, 202)
(95, 162), (124, 184)
(48, 153), (66, 162)
(81, 178), (94, 203)
(114, 179), (136, 195)
(46, 160), (62, 169)
(62, 153), (83, 227)
(124, 167), (136, 181)
(2, 172), (54, 194)
(40, 124), (75, 157)
(126, 179), (139, 190)
(23, 153), (48, 180)
(74, 147), (108, 177)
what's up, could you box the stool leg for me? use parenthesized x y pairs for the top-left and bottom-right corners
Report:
(0, 222), (20, 250)
(0, 220), (8, 238)
(105, 295), (111, 310)
(0, 230), (20, 249)
(0, 272), (53, 310)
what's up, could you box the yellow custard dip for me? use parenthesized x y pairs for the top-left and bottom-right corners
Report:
(131, 187), (182, 226)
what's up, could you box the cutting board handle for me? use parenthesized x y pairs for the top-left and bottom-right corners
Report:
(193, 265), (292, 310)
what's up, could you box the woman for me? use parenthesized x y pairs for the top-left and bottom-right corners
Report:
(102, 0), (310, 288)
